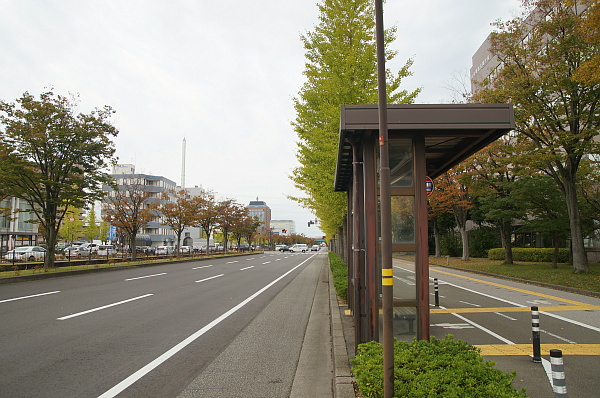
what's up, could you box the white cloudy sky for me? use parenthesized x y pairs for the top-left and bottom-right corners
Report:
(0, 0), (523, 237)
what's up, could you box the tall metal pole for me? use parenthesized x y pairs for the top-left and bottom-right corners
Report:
(374, 1), (394, 397)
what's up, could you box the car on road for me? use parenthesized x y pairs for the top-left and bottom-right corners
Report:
(156, 246), (174, 255)
(5, 246), (47, 261)
(311, 245), (320, 251)
(97, 245), (117, 256)
(289, 244), (308, 253)
(279, 245), (292, 252)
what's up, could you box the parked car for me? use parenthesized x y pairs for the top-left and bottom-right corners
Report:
(5, 246), (47, 261)
(289, 244), (308, 253)
(79, 243), (99, 254)
(279, 245), (292, 252)
(97, 245), (117, 256)
(70, 246), (91, 256)
(239, 244), (250, 252)
(63, 246), (79, 256)
(156, 246), (174, 255)
(311, 245), (320, 251)
(179, 246), (191, 254)
(275, 245), (286, 251)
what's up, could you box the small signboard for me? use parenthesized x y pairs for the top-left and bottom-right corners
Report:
(426, 176), (434, 197)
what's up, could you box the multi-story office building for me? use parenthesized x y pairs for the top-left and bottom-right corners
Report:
(248, 199), (271, 235)
(270, 220), (296, 236)
(0, 196), (42, 254)
(102, 164), (176, 247)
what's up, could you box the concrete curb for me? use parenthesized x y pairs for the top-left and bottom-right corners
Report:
(328, 266), (355, 397)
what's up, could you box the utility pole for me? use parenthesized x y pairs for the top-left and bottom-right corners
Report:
(374, 1), (394, 397)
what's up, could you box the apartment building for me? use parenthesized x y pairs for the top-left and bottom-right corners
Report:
(0, 196), (42, 254)
(102, 164), (176, 247)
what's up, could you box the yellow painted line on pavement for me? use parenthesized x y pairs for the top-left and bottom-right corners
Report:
(431, 305), (600, 314)
(431, 267), (589, 306)
(475, 344), (600, 356)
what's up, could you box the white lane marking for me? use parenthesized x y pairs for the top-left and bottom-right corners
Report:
(540, 329), (577, 344)
(192, 265), (213, 270)
(542, 358), (554, 389)
(0, 291), (60, 304)
(459, 301), (481, 307)
(246, 258), (253, 261)
(494, 312), (518, 321)
(226, 261), (239, 264)
(240, 266), (254, 271)
(57, 294), (154, 320)
(98, 255), (314, 398)
(393, 275), (415, 285)
(275, 258), (281, 261)
(125, 273), (167, 281)
(195, 274), (224, 283)
(540, 310), (600, 333)
(262, 261), (271, 265)
(438, 305), (515, 344)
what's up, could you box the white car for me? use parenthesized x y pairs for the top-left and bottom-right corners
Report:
(97, 245), (117, 256)
(179, 246), (191, 254)
(5, 246), (47, 261)
(156, 246), (174, 255)
(289, 244), (308, 253)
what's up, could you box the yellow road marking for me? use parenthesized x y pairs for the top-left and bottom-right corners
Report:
(431, 305), (600, 314)
(475, 344), (600, 356)
(431, 267), (589, 306)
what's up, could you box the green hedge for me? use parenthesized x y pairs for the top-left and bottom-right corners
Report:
(488, 247), (570, 262)
(351, 336), (526, 398)
(328, 252), (348, 301)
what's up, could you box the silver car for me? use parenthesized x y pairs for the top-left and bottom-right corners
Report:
(5, 246), (47, 261)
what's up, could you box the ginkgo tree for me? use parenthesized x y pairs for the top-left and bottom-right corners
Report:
(291, 0), (420, 238)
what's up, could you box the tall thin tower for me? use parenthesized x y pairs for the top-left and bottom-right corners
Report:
(181, 137), (186, 189)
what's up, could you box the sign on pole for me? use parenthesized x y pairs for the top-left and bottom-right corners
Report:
(426, 176), (434, 197)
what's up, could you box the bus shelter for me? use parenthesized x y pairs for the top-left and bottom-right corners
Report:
(333, 103), (514, 345)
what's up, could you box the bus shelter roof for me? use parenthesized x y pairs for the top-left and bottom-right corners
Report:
(334, 103), (515, 192)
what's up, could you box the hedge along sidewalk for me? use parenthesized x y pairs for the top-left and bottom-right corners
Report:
(351, 336), (527, 398)
(0, 252), (261, 284)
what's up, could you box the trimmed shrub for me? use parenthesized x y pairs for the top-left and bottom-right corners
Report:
(328, 252), (348, 300)
(488, 247), (570, 262)
(351, 336), (527, 398)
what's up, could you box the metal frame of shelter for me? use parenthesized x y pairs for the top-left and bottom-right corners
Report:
(334, 103), (515, 345)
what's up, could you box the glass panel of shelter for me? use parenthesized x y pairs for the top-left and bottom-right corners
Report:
(377, 138), (418, 341)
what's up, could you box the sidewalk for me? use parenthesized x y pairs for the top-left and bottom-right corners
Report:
(177, 252), (356, 397)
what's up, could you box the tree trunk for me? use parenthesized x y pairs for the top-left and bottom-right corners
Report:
(44, 220), (57, 269)
(130, 234), (137, 261)
(433, 219), (441, 258)
(500, 221), (513, 265)
(563, 176), (589, 272)
(459, 227), (469, 261)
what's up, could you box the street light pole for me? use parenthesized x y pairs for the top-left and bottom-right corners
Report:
(374, 1), (394, 397)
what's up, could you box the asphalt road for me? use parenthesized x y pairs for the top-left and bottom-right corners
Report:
(392, 258), (600, 397)
(0, 252), (318, 398)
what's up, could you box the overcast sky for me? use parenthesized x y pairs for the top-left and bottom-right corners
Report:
(0, 0), (523, 237)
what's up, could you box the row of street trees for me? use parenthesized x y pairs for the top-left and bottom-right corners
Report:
(0, 90), (262, 267)
(102, 181), (261, 260)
